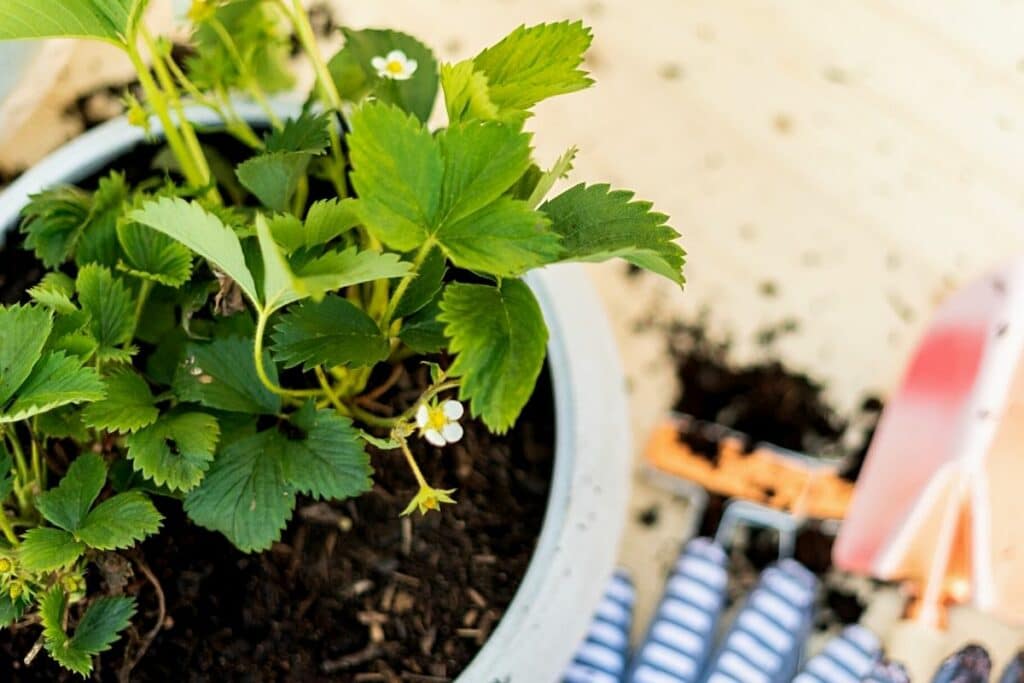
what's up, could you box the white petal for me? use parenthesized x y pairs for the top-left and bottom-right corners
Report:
(424, 429), (446, 447)
(405, 58), (418, 73)
(386, 49), (406, 62)
(416, 404), (429, 428)
(371, 56), (387, 70)
(441, 422), (464, 444)
(393, 70), (413, 81)
(442, 400), (464, 421)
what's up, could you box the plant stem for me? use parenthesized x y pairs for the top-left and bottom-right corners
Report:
(0, 507), (18, 547)
(348, 403), (400, 429)
(207, 18), (282, 128)
(380, 240), (434, 330)
(315, 367), (351, 416)
(398, 438), (429, 489)
(127, 41), (205, 189)
(253, 309), (323, 399)
(129, 279), (154, 342)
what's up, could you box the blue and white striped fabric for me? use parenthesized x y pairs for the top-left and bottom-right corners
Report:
(563, 570), (636, 683)
(701, 558), (818, 683)
(793, 625), (881, 683)
(999, 651), (1024, 683)
(627, 537), (729, 683)
(864, 659), (910, 683)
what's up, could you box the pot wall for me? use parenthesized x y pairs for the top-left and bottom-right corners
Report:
(0, 106), (632, 682)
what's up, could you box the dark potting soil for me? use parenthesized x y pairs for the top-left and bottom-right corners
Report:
(0, 134), (556, 680)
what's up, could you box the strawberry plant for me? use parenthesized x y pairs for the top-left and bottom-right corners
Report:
(0, 0), (685, 675)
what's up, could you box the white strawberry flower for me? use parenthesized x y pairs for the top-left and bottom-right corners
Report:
(416, 400), (464, 447)
(371, 50), (418, 81)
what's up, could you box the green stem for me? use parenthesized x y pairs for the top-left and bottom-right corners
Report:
(253, 309), (323, 399)
(129, 279), (154, 342)
(127, 41), (205, 189)
(398, 438), (429, 489)
(380, 241), (434, 330)
(315, 367), (351, 416)
(349, 403), (401, 429)
(207, 18), (282, 128)
(0, 508), (18, 547)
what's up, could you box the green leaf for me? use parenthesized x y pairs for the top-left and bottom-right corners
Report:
(294, 247), (411, 301)
(0, 304), (51, 405)
(526, 146), (577, 208)
(129, 197), (259, 306)
(36, 453), (106, 531)
(540, 183), (686, 285)
(125, 412), (220, 492)
(268, 214), (304, 254)
(0, 352), (105, 424)
(441, 60), (500, 124)
(348, 102), (442, 251)
(0, 594), (25, 630)
(28, 273), (78, 314)
(398, 299), (447, 353)
(75, 491), (162, 549)
(116, 221), (193, 286)
(36, 407), (90, 442)
(81, 368), (157, 433)
(20, 187), (91, 268)
(437, 120), (533, 224)
(264, 112), (331, 154)
(472, 21), (594, 113)
(329, 28), (439, 122)
(173, 336), (282, 415)
(40, 587), (136, 677)
(0, 445), (12, 501)
(76, 264), (134, 359)
(73, 171), (128, 269)
(303, 198), (360, 248)
(281, 404), (373, 500)
(0, 0), (146, 44)
(184, 429), (295, 552)
(271, 295), (388, 371)
(236, 151), (315, 212)
(18, 528), (84, 573)
(393, 246), (446, 319)
(439, 280), (548, 433)
(437, 196), (559, 276)
(255, 213), (302, 310)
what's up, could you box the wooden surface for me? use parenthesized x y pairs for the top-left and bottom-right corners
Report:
(3, 0), (1024, 672)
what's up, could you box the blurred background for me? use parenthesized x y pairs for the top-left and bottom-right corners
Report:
(3, 0), (1024, 672)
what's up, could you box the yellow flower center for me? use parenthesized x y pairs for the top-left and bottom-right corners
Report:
(386, 60), (405, 75)
(0, 558), (11, 573)
(423, 494), (440, 511)
(425, 406), (447, 431)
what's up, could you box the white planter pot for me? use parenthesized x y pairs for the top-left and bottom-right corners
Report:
(0, 106), (632, 683)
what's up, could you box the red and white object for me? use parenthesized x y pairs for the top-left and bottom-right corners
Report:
(834, 258), (1024, 626)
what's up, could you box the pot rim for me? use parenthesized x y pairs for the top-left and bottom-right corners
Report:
(0, 102), (632, 682)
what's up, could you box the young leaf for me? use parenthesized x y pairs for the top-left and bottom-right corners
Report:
(303, 198), (360, 248)
(441, 60), (500, 125)
(129, 197), (259, 307)
(21, 187), (91, 267)
(173, 336), (282, 415)
(540, 183), (686, 285)
(271, 295), (388, 371)
(75, 491), (162, 550)
(255, 213), (301, 310)
(526, 146), (577, 208)
(0, 594), (25, 630)
(40, 587), (136, 677)
(393, 246), (446, 319)
(18, 527), (85, 572)
(439, 197), (559, 276)
(398, 299), (447, 354)
(28, 273), (78, 314)
(437, 121), (533, 224)
(328, 28), (439, 122)
(184, 429), (295, 552)
(0, 0), (147, 44)
(236, 152), (315, 212)
(280, 405), (373, 500)
(0, 351), (105, 424)
(439, 280), (548, 433)
(0, 304), (51, 406)
(294, 247), (411, 302)
(348, 102), (443, 251)
(125, 412), (220, 492)
(268, 214), (304, 255)
(76, 264), (134, 359)
(116, 221), (193, 287)
(472, 21), (594, 113)
(264, 112), (332, 154)
(36, 453), (106, 532)
(73, 171), (128, 269)
(81, 368), (158, 433)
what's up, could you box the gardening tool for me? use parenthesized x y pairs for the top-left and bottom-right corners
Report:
(832, 258), (1024, 627)
(562, 570), (636, 683)
(793, 624), (882, 683)
(626, 537), (729, 683)
(931, 644), (992, 683)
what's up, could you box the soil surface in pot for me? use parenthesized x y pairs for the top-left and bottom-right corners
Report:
(0, 136), (556, 681)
